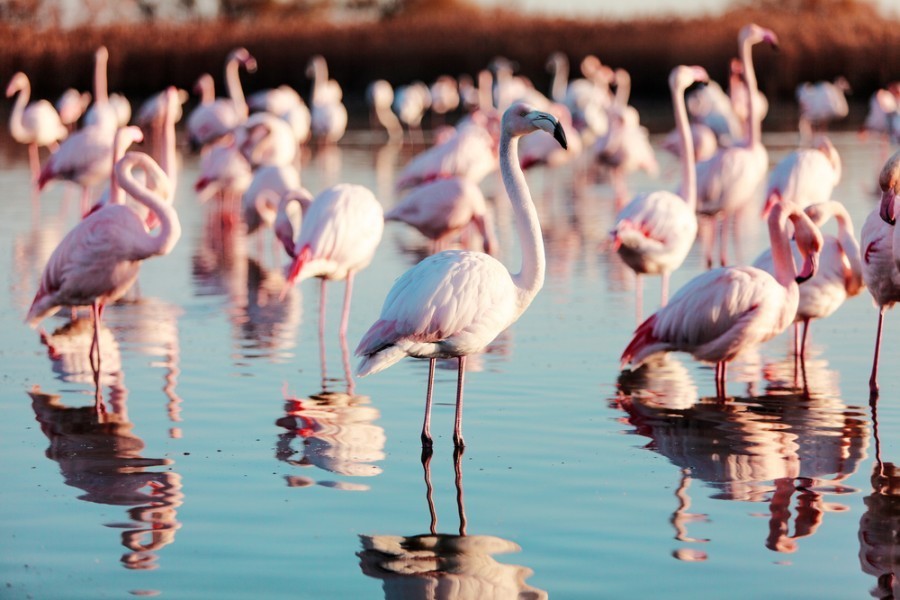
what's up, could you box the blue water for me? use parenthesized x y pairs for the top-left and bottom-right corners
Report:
(1, 124), (898, 599)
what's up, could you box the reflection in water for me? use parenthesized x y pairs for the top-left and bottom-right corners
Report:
(230, 258), (301, 363)
(615, 355), (868, 557)
(358, 449), (547, 599)
(28, 385), (183, 571)
(40, 317), (122, 388)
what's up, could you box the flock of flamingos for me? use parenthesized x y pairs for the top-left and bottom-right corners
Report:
(7, 23), (900, 449)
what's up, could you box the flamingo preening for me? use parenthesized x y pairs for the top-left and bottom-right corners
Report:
(355, 102), (567, 448)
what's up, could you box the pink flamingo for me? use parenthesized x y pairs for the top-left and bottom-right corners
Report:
(385, 176), (495, 254)
(796, 77), (851, 140)
(306, 55), (348, 144)
(355, 103), (567, 448)
(6, 72), (68, 182)
(27, 151), (181, 409)
(186, 48), (257, 151)
(860, 150), (900, 395)
(762, 136), (841, 216)
(611, 66), (708, 320)
(55, 88), (92, 131)
(367, 79), (403, 142)
(282, 183), (384, 340)
(753, 200), (863, 359)
(696, 24), (779, 268)
(621, 201), (823, 398)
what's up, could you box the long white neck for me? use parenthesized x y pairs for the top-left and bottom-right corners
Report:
(768, 205), (799, 288)
(116, 152), (182, 258)
(94, 48), (109, 106)
(311, 58), (328, 104)
(550, 56), (568, 103)
(831, 204), (863, 294)
(500, 128), (545, 312)
(8, 79), (29, 142)
(225, 57), (248, 119)
(740, 37), (762, 148)
(161, 90), (178, 197)
(673, 82), (697, 211)
(615, 71), (631, 109)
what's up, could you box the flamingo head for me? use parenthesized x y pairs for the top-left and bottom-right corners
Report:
(878, 150), (900, 225)
(280, 245), (312, 301)
(762, 189), (782, 218)
(789, 210), (824, 284)
(5, 72), (27, 97)
(230, 47), (257, 73)
(669, 65), (708, 95)
(740, 24), (779, 50)
(503, 102), (567, 150)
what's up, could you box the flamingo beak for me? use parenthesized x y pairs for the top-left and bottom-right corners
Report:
(279, 245), (310, 301)
(552, 121), (568, 150)
(879, 188), (896, 225)
(795, 250), (819, 284)
(762, 190), (781, 218)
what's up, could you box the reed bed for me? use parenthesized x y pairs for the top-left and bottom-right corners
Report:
(1, 0), (897, 121)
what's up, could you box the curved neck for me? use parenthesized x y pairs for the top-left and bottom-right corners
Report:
(673, 83), (697, 210)
(832, 205), (863, 288)
(768, 207), (798, 287)
(8, 81), (29, 141)
(500, 129), (544, 310)
(225, 58), (247, 119)
(117, 154), (181, 257)
(740, 37), (762, 147)
(110, 130), (129, 205)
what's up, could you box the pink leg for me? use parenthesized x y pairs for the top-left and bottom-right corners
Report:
(318, 279), (327, 386)
(422, 358), (436, 447)
(870, 307), (886, 396)
(799, 318), (811, 359)
(661, 272), (670, 307)
(453, 355), (467, 448)
(90, 300), (106, 414)
(700, 218), (714, 269)
(635, 275), (643, 325)
(28, 143), (40, 183)
(718, 216), (728, 267)
(80, 187), (90, 218)
(339, 272), (354, 339)
(454, 444), (467, 535)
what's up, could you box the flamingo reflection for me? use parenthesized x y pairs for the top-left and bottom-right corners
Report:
(615, 356), (867, 556)
(231, 257), (301, 363)
(28, 385), (183, 570)
(358, 448), (547, 600)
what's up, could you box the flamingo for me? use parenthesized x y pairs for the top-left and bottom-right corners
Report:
(610, 66), (708, 319)
(355, 102), (567, 448)
(696, 23), (779, 268)
(621, 201), (823, 397)
(797, 77), (851, 140)
(248, 84), (311, 144)
(26, 151), (181, 409)
(83, 46), (118, 130)
(429, 75), (460, 125)
(136, 87), (188, 161)
(194, 139), (253, 206)
(395, 111), (499, 191)
(385, 176), (495, 254)
(762, 135), (842, 216)
(753, 200), (863, 359)
(686, 76), (742, 147)
(237, 111), (298, 168)
(6, 71), (68, 182)
(860, 150), (900, 395)
(282, 183), (384, 340)
(241, 164), (307, 237)
(186, 48), (257, 151)
(393, 81), (432, 142)
(366, 79), (403, 142)
(306, 55), (348, 144)
(55, 88), (92, 131)
(862, 84), (900, 141)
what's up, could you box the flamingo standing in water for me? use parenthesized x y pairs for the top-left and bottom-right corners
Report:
(56, 88), (92, 132)
(753, 200), (863, 360)
(762, 135), (841, 216)
(282, 183), (384, 340)
(385, 176), (495, 254)
(355, 102), (567, 448)
(186, 48), (257, 151)
(796, 77), (851, 140)
(696, 24), (778, 268)
(26, 152), (182, 409)
(610, 66), (708, 320)
(306, 55), (348, 144)
(621, 201), (823, 397)
(860, 150), (900, 395)
(6, 72), (68, 182)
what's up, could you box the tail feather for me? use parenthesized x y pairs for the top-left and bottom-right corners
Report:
(620, 314), (660, 369)
(356, 345), (407, 377)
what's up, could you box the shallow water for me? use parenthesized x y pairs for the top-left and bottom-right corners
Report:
(1, 123), (899, 599)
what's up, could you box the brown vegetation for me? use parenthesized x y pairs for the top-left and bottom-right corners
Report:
(0, 0), (897, 117)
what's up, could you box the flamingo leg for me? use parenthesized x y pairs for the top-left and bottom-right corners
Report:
(718, 216), (728, 267)
(453, 355), (467, 448)
(661, 272), (670, 307)
(421, 446), (437, 535)
(869, 306), (886, 396)
(635, 274), (643, 325)
(700, 217), (714, 269)
(28, 143), (40, 183)
(319, 279), (328, 387)
(339, 272), (354, 340)
(422, 358), (436, 447)
(90, 300), (106, 414)
(454, 444), (467, 535)
(799, 318), (811, 360)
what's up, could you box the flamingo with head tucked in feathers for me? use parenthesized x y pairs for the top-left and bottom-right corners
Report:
(355, 102), (567, 448)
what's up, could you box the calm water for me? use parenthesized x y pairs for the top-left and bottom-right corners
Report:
(1, 119), (899, 599)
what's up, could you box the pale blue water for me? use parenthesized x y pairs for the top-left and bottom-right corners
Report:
(1, 123), (899, 599)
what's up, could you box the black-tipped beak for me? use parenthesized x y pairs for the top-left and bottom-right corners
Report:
(880, 189), (897, 225)
(553, 121), (568, 150)
(795, 252), (819, 284)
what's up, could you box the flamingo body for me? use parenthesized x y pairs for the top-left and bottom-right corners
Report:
(763, 137), (841, 214)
